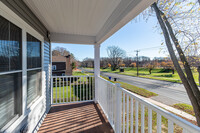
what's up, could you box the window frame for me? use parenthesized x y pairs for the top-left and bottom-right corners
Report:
(0, 3), (44, 132)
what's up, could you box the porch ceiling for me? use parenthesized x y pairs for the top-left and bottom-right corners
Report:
(24, 0), (156, 44)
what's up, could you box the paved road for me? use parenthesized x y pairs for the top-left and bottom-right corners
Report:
(101, 72), (191, 105)
(81, 68), (191, 105)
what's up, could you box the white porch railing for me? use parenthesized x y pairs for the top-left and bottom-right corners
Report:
(51, 75), (95, 104)
(97, 76), (200, 133)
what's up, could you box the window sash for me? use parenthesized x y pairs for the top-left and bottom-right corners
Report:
(0, 16), (22, 72)
(0, 72), (22, 129)
(27, 33), (41, 69)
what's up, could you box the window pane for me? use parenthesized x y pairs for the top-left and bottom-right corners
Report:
(27, 33), (41, 69)
(0, 72), (22, 129)
(0, 16), (9, 72)
(9, 23), (22, 71)
(0, 16), (22, 72)
(27, 69), (42, 105)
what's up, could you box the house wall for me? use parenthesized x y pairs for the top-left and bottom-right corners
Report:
(0, 1), (51, 133)
(52, 62), (66, 76)
(52, 62), (66, 71)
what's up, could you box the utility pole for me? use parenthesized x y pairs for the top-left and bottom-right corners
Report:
(135, 50), (140, 76)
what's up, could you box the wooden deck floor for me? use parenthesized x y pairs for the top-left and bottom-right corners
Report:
(38, 102), (114, 133)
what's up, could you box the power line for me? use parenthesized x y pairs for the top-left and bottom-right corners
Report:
(127, 45), (165, 53)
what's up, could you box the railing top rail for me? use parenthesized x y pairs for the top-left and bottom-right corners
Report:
(120, 87), (200, 132)
(98, 76), (116, 86)
(52, 75), (94, 78)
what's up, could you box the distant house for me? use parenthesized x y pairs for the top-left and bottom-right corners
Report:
(52, 55), (72, 76)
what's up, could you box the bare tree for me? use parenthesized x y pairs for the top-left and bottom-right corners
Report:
(52, 46), (70, 56)
(100, 57), (110, 68)
(123, 57), (133, 67)
(81, 58), (94, 68)
(152, 1), (200, 126)
(107, 46), (126, 71)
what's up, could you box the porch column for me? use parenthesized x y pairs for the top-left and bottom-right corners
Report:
(94, 43), (100, 103)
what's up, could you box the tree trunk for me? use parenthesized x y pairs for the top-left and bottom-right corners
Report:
(152, 3), (200, 126)
(198, 66), (200, 87)
(160, 10), (200, 107)
(149, 69), (152, 74)
(172, 68), (174, 74)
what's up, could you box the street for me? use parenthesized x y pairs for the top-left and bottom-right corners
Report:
(81, 68), (191, 105)
(101, 72), (191, 105)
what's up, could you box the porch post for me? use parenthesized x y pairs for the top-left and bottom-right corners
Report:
(94, 43), (100, 103)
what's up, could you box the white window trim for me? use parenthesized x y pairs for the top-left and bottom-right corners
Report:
(0, 70), (22, 75)
(0, 2), (45, 132)
(26, 67), (42, 72)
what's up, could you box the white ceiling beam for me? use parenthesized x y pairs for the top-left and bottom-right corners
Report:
(50, 33), (96, 45)
(96, 0), (156, 44)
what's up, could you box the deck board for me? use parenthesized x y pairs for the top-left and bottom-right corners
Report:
(38, 102), (114, 133)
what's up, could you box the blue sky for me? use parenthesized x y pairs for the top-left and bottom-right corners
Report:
(52, 15), (169, 61)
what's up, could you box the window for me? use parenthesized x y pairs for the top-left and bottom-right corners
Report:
(27, 33), (42, 106)
(52, 65), (56, 70)
(0, 16), (22, 129)
(27, 33), (41, 69)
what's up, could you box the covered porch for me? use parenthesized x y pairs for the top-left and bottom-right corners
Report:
(0, 0), (200, 133)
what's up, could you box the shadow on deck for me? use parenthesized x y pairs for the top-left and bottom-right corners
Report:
(38, 102), (114, 133)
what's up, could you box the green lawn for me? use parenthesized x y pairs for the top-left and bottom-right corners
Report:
(172, 103), (195, 116)
(101, 67), (199, 85)
(102, 76), (157, 98)
(72, 71), (87, 76)
(73, 71), (94, 76)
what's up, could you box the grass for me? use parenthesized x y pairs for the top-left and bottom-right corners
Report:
(102, 76), (158, 98)
(100, 67), (199, 85)
(73, 71), (94, 76)
(119, 82), (158, 98)
(172, 103), (195, 116)
(72, 71), (87, 76)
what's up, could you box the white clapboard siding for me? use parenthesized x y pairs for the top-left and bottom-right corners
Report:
(44, 41), (51, 111)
